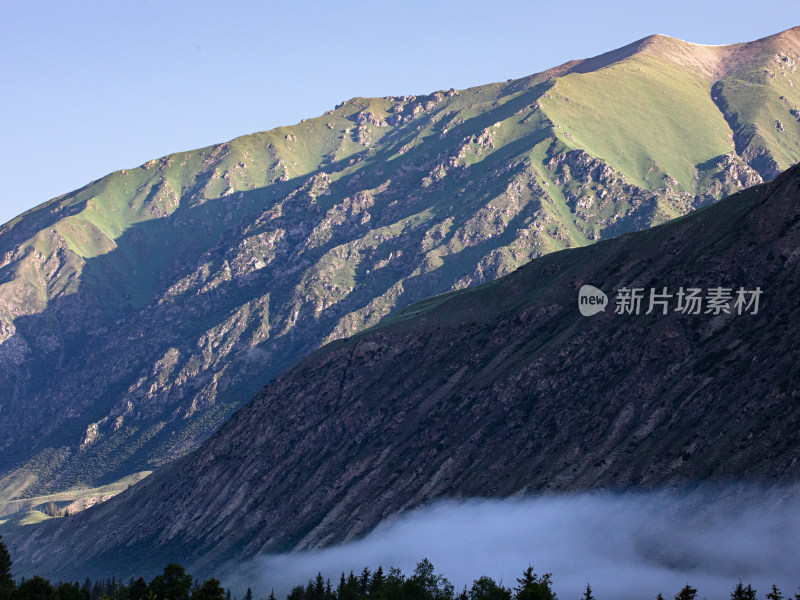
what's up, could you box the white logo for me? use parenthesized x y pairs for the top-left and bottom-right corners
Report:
(578, 285), (608, 316)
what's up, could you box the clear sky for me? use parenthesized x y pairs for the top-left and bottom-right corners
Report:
(1, 0), (796, 226)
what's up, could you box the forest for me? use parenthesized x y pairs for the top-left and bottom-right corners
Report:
(0, 535), (795, 600)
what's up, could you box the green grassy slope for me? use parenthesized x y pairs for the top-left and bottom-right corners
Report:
(542, 51), (734, 190)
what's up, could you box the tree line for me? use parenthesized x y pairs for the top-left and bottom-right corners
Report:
(0, 535), (797, 600)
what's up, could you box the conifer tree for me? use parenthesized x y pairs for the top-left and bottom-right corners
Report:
(513, 567), (556, 600)
(315, 574), (326, 600)
(731, 580), (757, 600)
(766, 585), (783, 600)
(674, 585), (697, 600)
(0, 536), (14, 600)
(306, 580), (315, 600)
(369, 567), (385, 599)
(581, 584), (594, 600)
(360, 569), (371, 597)
(288, 585), (306, 600)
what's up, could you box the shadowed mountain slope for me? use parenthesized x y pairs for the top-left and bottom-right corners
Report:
(9, 159), (800, 581)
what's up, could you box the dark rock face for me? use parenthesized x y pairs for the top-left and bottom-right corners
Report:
(12, 163), (800, 581)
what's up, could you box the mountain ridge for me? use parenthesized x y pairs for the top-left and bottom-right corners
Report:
(1, 26), (799, 502)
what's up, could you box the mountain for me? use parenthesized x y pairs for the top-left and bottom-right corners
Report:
(8, 153), (800, 581)
(1, 27), (800, 503)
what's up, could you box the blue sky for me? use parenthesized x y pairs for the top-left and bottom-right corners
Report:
(0, 0), (796, 226)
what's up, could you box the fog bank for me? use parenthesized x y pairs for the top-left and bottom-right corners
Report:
(223, 485), (800, 599)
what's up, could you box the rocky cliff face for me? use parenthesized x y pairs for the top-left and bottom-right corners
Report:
(10, 160), (800, 581)
(1, 27), (800, 498)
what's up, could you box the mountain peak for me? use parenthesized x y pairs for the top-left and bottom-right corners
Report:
(546, 32), (724, 79)
(549, 25), (800, 81)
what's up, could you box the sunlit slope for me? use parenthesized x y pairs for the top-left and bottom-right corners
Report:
(2, 110), (390, 312)
(542, 49), (734, 191)
(712, 28), (800, 177)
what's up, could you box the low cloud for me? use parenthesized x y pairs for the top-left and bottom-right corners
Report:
(223, 484), (800, 599)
